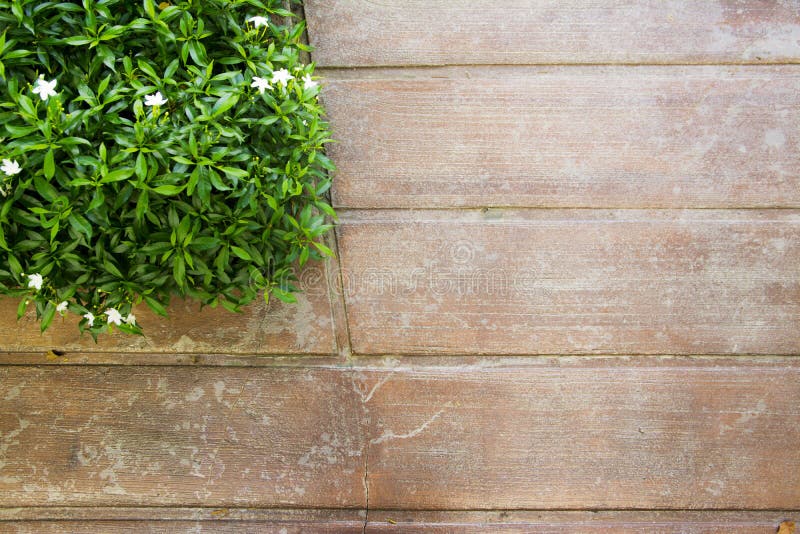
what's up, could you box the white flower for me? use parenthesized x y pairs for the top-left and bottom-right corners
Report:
(144, 91), (168, 107)
(1, 159), (21, 176)
(32, 76), (58, 101)
(83, 312), (95, 327)
(270, 68), (294, 87)
(124, 313), (136, 326)
(250, 76), (272, 94)
(247, 16), (269, 28)
(105, 308), (123, 326)
(302, 74), (318, 90)
(27, 273), (43, 291)
(56, 301), (69, 314)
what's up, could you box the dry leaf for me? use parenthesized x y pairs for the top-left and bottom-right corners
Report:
(45, 350), (67, 362)
(778, 521), (796, 534)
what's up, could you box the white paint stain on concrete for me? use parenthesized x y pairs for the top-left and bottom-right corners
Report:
(764, 129), (786, 149)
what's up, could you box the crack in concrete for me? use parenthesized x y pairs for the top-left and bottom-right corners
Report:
(369, 409), (445, 445)
(353, 370), (395, 404)
(362, 445), (369, 534)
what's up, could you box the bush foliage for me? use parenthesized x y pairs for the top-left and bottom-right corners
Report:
(0, 0), (335, 337)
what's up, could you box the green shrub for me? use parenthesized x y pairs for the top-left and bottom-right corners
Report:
(0, 0), (335, 338)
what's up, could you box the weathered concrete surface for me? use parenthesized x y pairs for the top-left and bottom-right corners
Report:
(306, 0), (800, 66)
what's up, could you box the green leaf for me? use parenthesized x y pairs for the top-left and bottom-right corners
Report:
(135, 152), (147, 180)
(164, 58), (179, 80)
(97, 75), (112, 96)
(43, 149), (55, 179)
(16, 298), (28, 320)
(17, 94), (36, 117)
(40, 302), (56, 332)
(172, 155), (194, 165)
(315, 201), (337, 219)
(135, 190), (149, 221)
(220, 299), (240, 313)
(7, 254), (23, 277)
(256, 116), (279, 126)
(186, 166), (200, 195)
(63, 36), (94, 46)
(137, 58), (159, 80)
(99, 25), (127, 41)
(270, 287), (297, 304)
(312, 241), (334, 257)
(230, 246), (251, 261)
(152, 184), (185, 196)
(211, 93), (239, 117)
(88, 188), (105, 210)
(68, 213), (93, 240)
(139, 241), (172, 255)
(173, 255), (185, 287)
(143, 0), (156, 18)
(187, 40), (208, 66)
(144, 295), (168, 317)
(33, 176), (58, 201)
(103, 258), (124, 278)
(219, 166), (248, 179)
(5, 124), (38, 138)
(57, 137), (92, 146)
(101, 167), (135, 183)
(208, 169), (229, 191)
